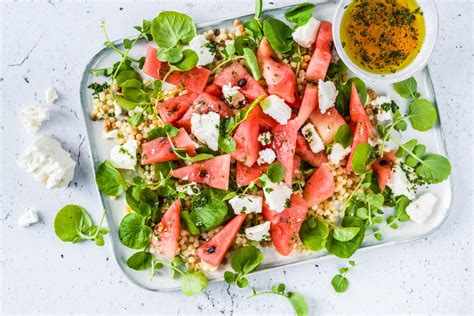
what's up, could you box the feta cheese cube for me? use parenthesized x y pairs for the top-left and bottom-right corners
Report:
(292, 17), (321, 48)
(110, 139), (138, 170)
(328, 143), (351, 165)
(229, 194), (263, 214)
(45, 87), (59, 104)
(371, 96), (393, 124)
(301, 123), (324, 153)
(18, 208), (40, 227)
(191, 111), (220, 151)
(17, 135), (76, 189)
(318, 80), (338, 114)
(263, 181), (292, 212)
(19, 105), (50, 134)
(257, 148), (276, 166)
(222, 83), (246, 107)
(406, 192), (437, 223)
(260, 95), (292, 125)
(258, 132), (272, 146)
(387, 165), (415, 199)
(245, 221), (271, 241)
(189, 34), (215, 66)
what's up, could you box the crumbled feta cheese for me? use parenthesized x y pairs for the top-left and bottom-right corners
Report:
(245, 221), (271, 241)
(16, 135), (76, 189)
(301, 123), (324, 153)
(45, 87), (59, 104)
(18, 208), (40, 227)
(105, 129), (119, 139)
(292, 17), (321, 48)
(257, 148), (276, 166)
(371, 96), (393, 123)
(229, 194), (263, 214)
(114, 101), (123, 116)
(263, 182), (292, 212)
(258, 132), (272, 146)
(329, 143), (351, 165)
(387, 165), (415, 199)
(19, 105), (50, 134)
(260, 95), (292, 124)
(127, 106), (143, 118)
(406, 192), (437, 224)
(318, 80), (338, 114)
(189, 34), (215, 66)
(191, 112), (220, 151)
(110, 139), (138, 170)
(176, 182), (200, 196)
(222, 83), (246, 107)
(371, 96), (391, 107)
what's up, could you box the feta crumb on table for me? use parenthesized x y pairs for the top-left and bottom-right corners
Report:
(302, 123), (325, 153)
(18, 208), (40, 227)
(222, 83), (246, 107)
(189, 34), (215, 66)
(19, 105), (50, 134)
(318, 80), (338, 114)
(263, 181), (292, 212)
(406, 192), (438, 223)
(328, 143), (351, 165)
(110, 139), (138, 170)
(229, 194), (263, 214)
(245, 221), (271, 241)
(16, 135), (76, 189)
(191, 111), (220, 151)
(257, 148), (276, 166)
(260, 95), (292, 125)
(292, 17), (321, 48)
(45, 87), (59, 104)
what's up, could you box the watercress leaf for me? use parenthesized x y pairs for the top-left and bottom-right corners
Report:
(230, 245), (264, 274)
(171, 49), (198, 71)
(405, 144), (426, 168)
(123, 38), (132, 49)
(182, 153), (214, 163)
(346, 77), (367, 105)
(128, 112), (144, 126)
(138, 201), (152, 217)
(121, 79), (143, 89)
(416, 154), (451, 184)
(374, 232), (383, 240)
(393, 77), (419, 99)
(287, 291), (309, 316)
(235, 36), (256, 55)
(94, 234), (105, 246)
(326, 216), (366, 258)
(115, 95), (138, 110)
(393, 110), (408, 132)
(54, 205), (93, 243)
(255, 0), (263, 19)
(366, 193), (384, 209)
(126, 187), (140, 212)
(332, 226), (361, 242)
(243, 47), (262, 80)
(181, 210), (201, 235)
(267, 162), (285, 183)
(245, 18), (263, 42)
(331, 274), (349, 293)
(408, 98), (437, 131)
(335, 124), (353, 148)
(356, 207), (369, 219)
(116, 69), (142, 86)
(118, 212), (152, 249)
(285, 2), (315, 26)
(395, 195), (411, 222)
(396, 139), (417, 158)
(164, 124), (180, 137)
(96, 160), (125, 196)
(222, 191), (237, 201)
(127, 251), (153, 270)
(277, 283), (286, 293)
(169, 256), (185, 279)
(181, 270), (208, 296)
(299, 217), (329, 251)
(218, 135), (236, 153)
(190, 190), (228, 231)
(122, 87), (146, 103)
(151, 11), (196, 48)
(147, 127), (166, 141)
(223, 44), (236, 60)
(224, 271), (237, 284)
(351, 143), (372, 175)
(153, 80), (163, 92)
(156, 46), (183, 63)
(236, 277), (250, 288)
(263, 18), (294, 55)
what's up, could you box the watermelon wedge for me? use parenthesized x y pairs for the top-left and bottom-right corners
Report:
(195, 214), (246, 266)
(272, 120), (298, 186)
(204, 83), (223, 98)
(263, 194), (308, 256)
(141, 128), (197, 164)
(153, 199), (181, 261)
(231, 108), (261, 167)
(257, 37), (277, 63)
(346, 121), (369, 173)
(156, 92), (198, 124)
(170, 154), (231, 190)
(295, 84), (318, 129)
(236, 162), (267, 187)
(306, 21), (333, 83)
(372, 151), (397, 190)
(349, 82), (374, 136)
(303, 164), (335, 208)
(293, 155), (301, 178)
(295, 134), (328, 167)
(309, 107), (346, 145)
(166, 67), (211, 94)
(253, 105), (277, 131)
(143, 47), (169, 79)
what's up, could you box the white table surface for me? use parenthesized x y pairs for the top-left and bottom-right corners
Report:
(1, 0), (472, 314)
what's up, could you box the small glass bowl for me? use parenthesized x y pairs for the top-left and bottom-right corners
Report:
(332, 0), (439, 84)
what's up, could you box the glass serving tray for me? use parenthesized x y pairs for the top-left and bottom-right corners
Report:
(79, 0), (452, 291)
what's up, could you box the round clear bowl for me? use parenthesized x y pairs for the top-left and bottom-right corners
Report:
(332, 0), (438, 84)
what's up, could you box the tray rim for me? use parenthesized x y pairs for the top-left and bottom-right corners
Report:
(78, 1), (453, 292)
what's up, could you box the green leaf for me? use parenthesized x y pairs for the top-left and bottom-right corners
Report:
(236, 277), (250, 288)
(224, 271), (237, 284)
(151, 11), (196, 48)
(243, 47), (262, 80)
(326, 216), (366, 258)
(335, 124), (353, 148)
(115, 95), (138, 110)
(181, 270), (208, 296)
(128, 112), (144, 126)
(287, 291), (309, 316)
(164, 123), (180, 137)
(299, 217), (329, 251)
(127, 251), (153, 270)
(122, 87), (146, 103)
(263, 18), (294, 55)
(285, 3), (315, 26)
(255, 0), (263, 19)
(170, 49), (198, 71)
(218, 134), (236, 154)
(121, 79), (143, 89)
(147, 127), (166, 141)
(230, 245), (264, 274)
(351, 143), (371, 175)
(396, 139), (417, 158)
(190, 190), (228, 231)
(245, 18), (263, 42)
(395, 195), (411, 222)
(267, 162), (285, 183)
(96, 160), (125, 196)
(331, 274), (349, 293)
(335, 77), (366, 117)
(223, 44), (236, 60)
(116, 69), (142, 87)
(332, 226), (360, 242)
(234, 36), (257, 55)
(181, 210), (200, 235)
(54, 205), (92, 243)
(156, 46), (183, 63)
(118, 213), (152, 249)
(393, 77), (420, 99)
(347, 77), (367, 105)
(405, 144), (426, 167)
(123, 38), (132, 49)
(408, 99), (437, 131)
(416, 154), (451, 184)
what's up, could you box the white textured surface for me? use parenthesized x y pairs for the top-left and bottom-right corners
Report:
(1, 0), (472, 314)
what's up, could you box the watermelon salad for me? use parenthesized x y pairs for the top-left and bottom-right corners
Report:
(85, 2), (451, 297)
